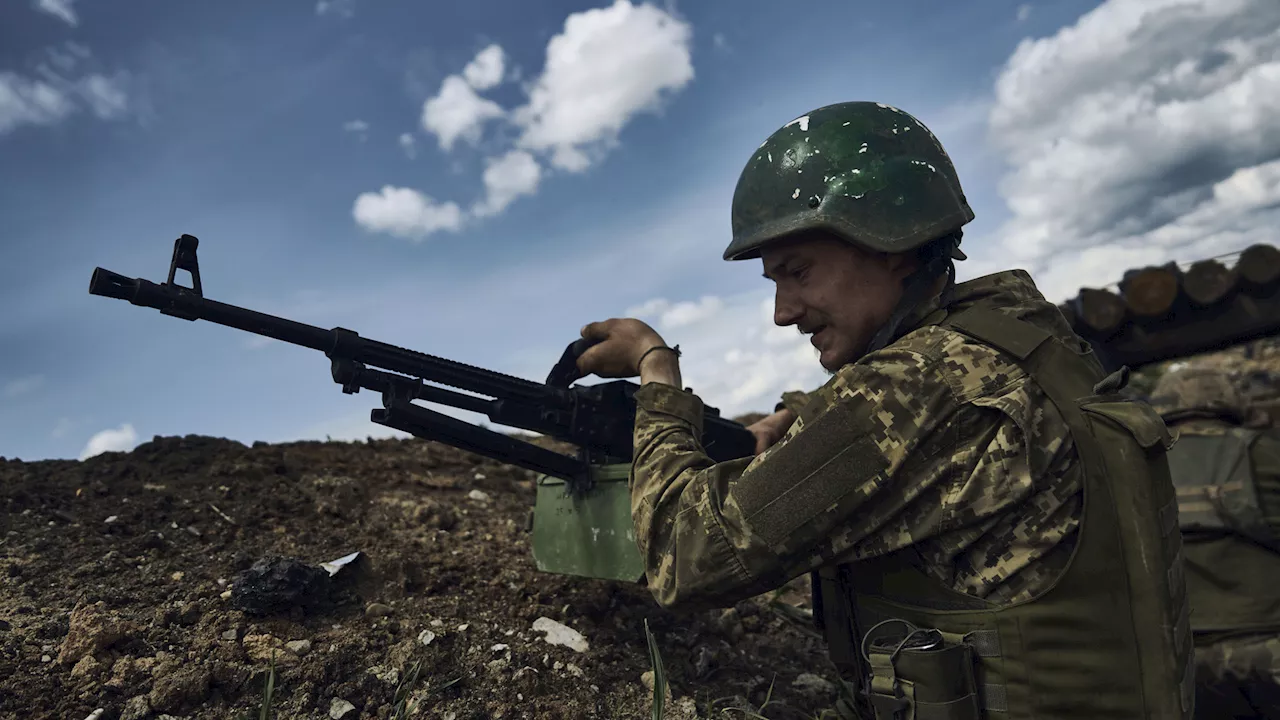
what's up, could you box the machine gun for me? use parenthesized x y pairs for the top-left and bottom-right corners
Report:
(90, 235), (757, 581)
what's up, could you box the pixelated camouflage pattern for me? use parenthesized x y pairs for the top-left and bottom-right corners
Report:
(629, 270), (1081, 610)
(1152, 366), (1245, 422)
(1193, 633), (1280, 720)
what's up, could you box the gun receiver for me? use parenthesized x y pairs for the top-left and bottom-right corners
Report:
(89, 235), (756, 495)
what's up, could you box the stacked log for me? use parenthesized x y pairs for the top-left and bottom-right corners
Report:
(1058, 243), (1280, 370)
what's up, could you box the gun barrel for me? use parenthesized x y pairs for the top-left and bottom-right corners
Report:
(89, 268), (140, 301)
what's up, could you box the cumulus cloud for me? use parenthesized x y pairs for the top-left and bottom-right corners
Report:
(513, 0), (694, 172)
(472, 150), (542, 217)
(975, 0), (1280, 301)
(358, 2), (696, 239)
(399, 132), (417, 158)
(352, 185), (464, 241)
(625, 296), (725, 330)
(627, 290), (827, 414)
(421, 75), (505, 152)
(4, 374), (45, 398)
(79, 423), (139, 461)
(463, 44), (506, 91)
(35, 0), (77, 26)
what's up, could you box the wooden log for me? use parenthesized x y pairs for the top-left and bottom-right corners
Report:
(1183, 259), (1237, 307)
(1074, 288), (1128, 336)
(1239, 244), (1280, 289)
(1119, 264), (1181, 318)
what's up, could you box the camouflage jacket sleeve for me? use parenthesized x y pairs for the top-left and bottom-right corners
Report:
(629, 331), (1062, 610)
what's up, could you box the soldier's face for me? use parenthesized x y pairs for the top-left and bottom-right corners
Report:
(762, 234), (917, 371)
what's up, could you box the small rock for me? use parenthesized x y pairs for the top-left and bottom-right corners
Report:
(365, 603), (393, 618)
(368, 665), (399, 684)
(243, 634), (300, 666)
(467, 489), (490, 502)
(418, 630), (436, 646)
(120, 695), (152, 720)
(565, 663), (584, 678)
(457, 623), (469, 632)
(792, 672), (836, 695)
(640, 670), (671, 696)
(531, 617), (588, 653)
(285, 639), (312, 656)
(83, 710), (105, 720)
(491, 643), (509, 652)
(105, 516), (118, 524)
(58, 601), (135, 665)
(71, 654), (101, 679)
(430, 619), (443, 628)
(40, 654), (51, 662)
(221, 629), (238, 641)
(329, 698), (357, 719)
(231, 556), (332, 616)
(716, 608), (744, 641)
(148, 665), (212, 714)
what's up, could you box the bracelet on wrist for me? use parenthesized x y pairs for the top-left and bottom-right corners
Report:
(637, 344), (681, 372)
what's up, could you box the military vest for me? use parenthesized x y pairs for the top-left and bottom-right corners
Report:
(1167, 426), (1280, 635)
(813, 306), (1193, 720)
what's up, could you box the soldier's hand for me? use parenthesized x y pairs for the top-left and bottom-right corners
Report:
(576, 318), (668, 379)
(745, 408), (797, 455)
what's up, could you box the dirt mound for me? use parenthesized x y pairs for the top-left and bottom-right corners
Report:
(0, 434), (831, 720)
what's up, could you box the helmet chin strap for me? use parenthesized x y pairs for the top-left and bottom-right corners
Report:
(864, 233), (962, 355)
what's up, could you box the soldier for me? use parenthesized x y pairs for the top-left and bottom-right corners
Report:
(573, 102), (1192, 719)
(1150, 367), (1280, 719)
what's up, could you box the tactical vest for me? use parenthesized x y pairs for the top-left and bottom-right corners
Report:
(813, 307), (1194, 720)
(1167, 426), (1280, 636)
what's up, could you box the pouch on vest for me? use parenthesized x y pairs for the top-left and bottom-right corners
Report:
(861, 619), (982, 720)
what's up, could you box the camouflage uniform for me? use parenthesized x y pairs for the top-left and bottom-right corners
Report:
(1152, 369), (1280, 720)
(634, 101), (1191, 718)
(630, 269), (1081, 610)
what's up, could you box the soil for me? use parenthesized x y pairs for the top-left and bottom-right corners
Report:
(0, 428), (830, 720)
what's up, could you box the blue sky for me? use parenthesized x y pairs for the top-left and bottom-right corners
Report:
(3, 0), (1277, 461)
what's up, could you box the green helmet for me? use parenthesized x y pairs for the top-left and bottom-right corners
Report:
(1150, 367), (1244, 422)
(724, 101), (974, 261)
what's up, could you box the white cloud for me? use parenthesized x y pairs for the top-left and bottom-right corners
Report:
(79, 423), (139, 461)
(343, 119), (369, 142)
(629, 295), (726, 330)
(399, 132), (417, 158)
(421, 75), (505, 152)
(1016, 4), (1031, 22)
(472, 150), (542, 217)
(0, 72), (76, 133)
(77, 74), (128, 118)
(513, 0), (695, 172)
(625, 290), (825, 414)
(35, 0), (77, 26)
(463, 44), (506, 91)
(316, 0), (355, 18)
(0, 67), (129, 135)
(352, 185), (464, 241)
(4, 374), (45, 398)
(973, 0), (1280, 302)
